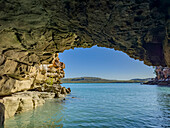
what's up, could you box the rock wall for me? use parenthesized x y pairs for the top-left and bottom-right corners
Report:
(0, 53), (70, 127)
(145, 66), (170, 86)
(143, 66), (170, 85)
(155, 66), (170, 80)
(0, 53), (68, 96)
(0, 0), (169, 91)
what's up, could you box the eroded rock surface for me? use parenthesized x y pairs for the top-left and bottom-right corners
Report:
(0, 0), (169, 125)
(0, 1), (169, 87)
(0, 53), (68, 96)
(0, 0), (169, 94)
(0, 91), (54, 119)
(0, 0), (169, 66)
(0, 53), (70, 125)
(0, 90), (70, 120)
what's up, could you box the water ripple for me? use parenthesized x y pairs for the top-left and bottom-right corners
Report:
(5, 83), (170, 128)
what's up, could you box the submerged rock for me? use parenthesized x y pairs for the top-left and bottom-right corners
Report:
(0, 91), (58, 119)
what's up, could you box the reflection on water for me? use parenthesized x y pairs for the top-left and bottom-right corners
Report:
(5, 83), (170, 128)
(157, 87), (170, 128)
(5, 100), (65, 128)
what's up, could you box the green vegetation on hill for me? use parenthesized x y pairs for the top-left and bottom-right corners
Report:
(61, 77), (152, 83)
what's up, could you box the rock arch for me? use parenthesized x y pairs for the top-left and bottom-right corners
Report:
(0, 0), (169, 125)
(0, 0), (169, 93)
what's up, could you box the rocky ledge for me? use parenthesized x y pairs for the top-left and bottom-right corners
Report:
(0, 53), (71, 126)
(143, 80), (170, 86)
(143, 66), (170, 86)
(0, 90), (70, 120)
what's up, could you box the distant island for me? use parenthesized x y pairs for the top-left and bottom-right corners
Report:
(61, 77), (152, 83)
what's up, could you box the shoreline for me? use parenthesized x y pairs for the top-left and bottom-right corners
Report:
(61, 77), (153, 84)
(142, 80), (170, 86)
(0, 54), (70, 127)
(63, 82), (170, 86)
(0, 87), (71, 127)
(4, 83), (169, 128)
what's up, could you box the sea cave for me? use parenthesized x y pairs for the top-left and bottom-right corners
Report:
(0, 0), (169, 127)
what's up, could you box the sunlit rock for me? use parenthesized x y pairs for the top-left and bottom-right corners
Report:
(2, 97), (20, 119)
(0, 53), (70, 123)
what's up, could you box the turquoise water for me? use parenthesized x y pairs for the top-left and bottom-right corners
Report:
(5, 83), (170, 128)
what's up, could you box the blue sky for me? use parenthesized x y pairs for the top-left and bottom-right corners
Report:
(59, 46), (155, 80)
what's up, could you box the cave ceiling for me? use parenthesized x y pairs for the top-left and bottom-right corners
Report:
(0, 0), (169, 67)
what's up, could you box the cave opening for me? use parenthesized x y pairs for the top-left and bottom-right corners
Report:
(59, 45), (155, 81)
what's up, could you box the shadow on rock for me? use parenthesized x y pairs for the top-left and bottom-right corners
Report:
(0, 102), (5, 128)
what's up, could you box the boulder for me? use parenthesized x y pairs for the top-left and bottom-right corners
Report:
(55, 92), (65, 98)
(0, 77), (16, 96)
(67, 88), (71, 92)
(61, 87), (67, 95)
(66, 89), (70, 94)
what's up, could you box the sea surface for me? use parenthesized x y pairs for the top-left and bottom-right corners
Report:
(5, 83), (170, 128)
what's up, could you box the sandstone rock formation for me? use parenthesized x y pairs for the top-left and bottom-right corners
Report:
(0, 91), (56, 119)
(155, 66), (170, 80)
(0, 53), (70, 126)
(144, 66), (170, 85)
(0, 1), (169, 99)
(34, 53), (69, 97)
(0, 0), (169, 92)
(0, 86), (70, 119)
(0, 53), (68, 96)
(0, 0), (169, 126)
(0, 0), (168, 95)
